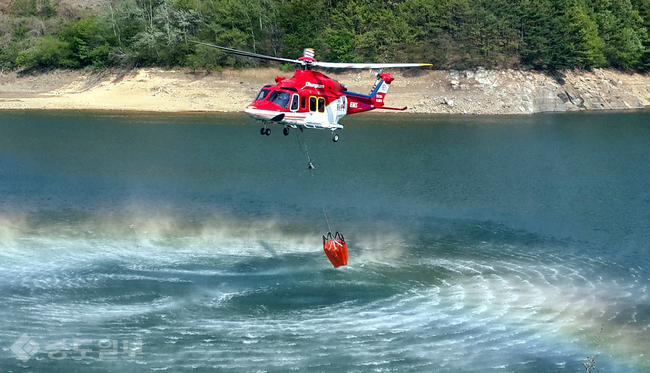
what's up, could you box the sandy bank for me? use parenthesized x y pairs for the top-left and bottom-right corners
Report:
(1, 67), (649, 115)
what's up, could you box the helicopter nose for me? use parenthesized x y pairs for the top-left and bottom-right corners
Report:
(244, 107), (264, 120)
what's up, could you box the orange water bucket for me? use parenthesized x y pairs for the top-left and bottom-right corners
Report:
(323, 232), (348, 268)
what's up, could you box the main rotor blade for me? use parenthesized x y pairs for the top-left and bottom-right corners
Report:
(312, 62), (432, 69)
(190, 41), (301, 65)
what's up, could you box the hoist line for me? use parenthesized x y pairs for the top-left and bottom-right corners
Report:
(323, 208), (332, 234)
(295, 128), (314, 175)
(294, 130), (333, 233)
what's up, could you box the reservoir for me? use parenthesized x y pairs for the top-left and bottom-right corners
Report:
(1, 110), (649, 372)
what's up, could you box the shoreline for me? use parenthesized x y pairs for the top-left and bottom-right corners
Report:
(1, 67), (649, 115)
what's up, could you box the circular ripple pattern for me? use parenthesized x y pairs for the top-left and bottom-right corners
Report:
(1, 224), (648, 373)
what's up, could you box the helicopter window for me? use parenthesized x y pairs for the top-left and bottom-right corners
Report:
(318, 98), (325, 113)
(290, 94), (300, 111)
(309, 96), (317, 112)
(267, 90), (291, 109)
(256, 88), (270, 101)
(301, 96), (306, 109)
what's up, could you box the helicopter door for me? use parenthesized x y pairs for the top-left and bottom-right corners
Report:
(290, 93), (299, 112)
(306, 96), (327, 128)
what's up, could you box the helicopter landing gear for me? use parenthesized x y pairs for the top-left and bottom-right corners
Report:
(261, 126), (271, 136)
(332, 133), (339, 142)
(283, 127), (290, 136)
(260, 127), (266, 135)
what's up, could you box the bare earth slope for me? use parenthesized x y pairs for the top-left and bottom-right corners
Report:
(1, 67), (649, 114)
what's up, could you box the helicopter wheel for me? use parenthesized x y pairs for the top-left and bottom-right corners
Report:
(283, 127), (290, 136)
(332, 134), (339, 142)
(265, 128), (271, 136)
(260, 127), (266, 136)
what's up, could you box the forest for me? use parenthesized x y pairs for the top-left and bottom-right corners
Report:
(1, 0), (649, 72)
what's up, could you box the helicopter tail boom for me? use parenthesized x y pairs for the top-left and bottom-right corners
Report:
(344, 72), (397, 115)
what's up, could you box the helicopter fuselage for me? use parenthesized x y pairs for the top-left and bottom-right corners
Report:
(244, 70), (402, 135)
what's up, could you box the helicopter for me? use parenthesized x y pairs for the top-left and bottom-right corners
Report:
(191, 41), (432, 142)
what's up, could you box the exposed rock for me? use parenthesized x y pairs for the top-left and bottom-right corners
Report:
(0, 67), (648, 115)
(385, 68), (649, 115)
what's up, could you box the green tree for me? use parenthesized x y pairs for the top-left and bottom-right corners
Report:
(279, 0), (328, 58)
(113, 0), (201, 66)
(325, 29), (355, 62)
(60, 17), (110, 67)
(396, 0), (449, 65)
(566, 3), (607, 68)
(631, 0), (650, 68)
(590, 0), (647, 68)
(196, 0), (281, 65)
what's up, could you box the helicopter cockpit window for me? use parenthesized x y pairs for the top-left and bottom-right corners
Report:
(267, 90), (291, 109)
(256, 88), (270, 101)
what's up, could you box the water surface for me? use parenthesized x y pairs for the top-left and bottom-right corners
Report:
(1, 110), (649, 372)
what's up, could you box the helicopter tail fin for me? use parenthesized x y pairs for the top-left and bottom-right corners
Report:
(370, 73), (394, 108)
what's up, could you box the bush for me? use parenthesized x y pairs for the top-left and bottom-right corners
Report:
(16, 35), (76, 69)
(0, 42), (24, 69)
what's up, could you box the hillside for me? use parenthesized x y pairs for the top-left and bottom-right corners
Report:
(0, 0), (103, 13)
(2, 0), (650, 71)
(1, 67), (648, 114)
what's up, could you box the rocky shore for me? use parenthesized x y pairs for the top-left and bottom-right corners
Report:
(405, 68), (650, 115)
(1, 67), (648, 115)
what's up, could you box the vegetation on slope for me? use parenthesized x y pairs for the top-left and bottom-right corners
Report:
(1, 0), (649, 72)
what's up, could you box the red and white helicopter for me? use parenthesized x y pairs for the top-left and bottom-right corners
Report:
(192, 41), (432, 142)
